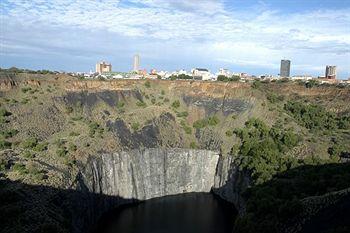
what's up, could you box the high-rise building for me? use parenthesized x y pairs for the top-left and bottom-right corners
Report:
(325, 65), (336, 79)
(280, 60), (291, 77)
(96, 61), (112, 74)
(133, 54), (140, 71)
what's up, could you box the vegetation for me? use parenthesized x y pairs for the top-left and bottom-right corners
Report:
(217, 75), (240, 82)
(284, 101), (349, 131)
(252, 80), (262, 89)
(176, 111), (188, 118)
(88, 122), (104, 137)
(180, 120), (192, 135)
(235, 163), (350, 233)
(131, 122), (140, 131)
(193, 116), (220, 129)
(136, 100), (147, 108)
(234, 118), (301, 184)
(144, 80), (151, 88)
(171, 100), (180, 109)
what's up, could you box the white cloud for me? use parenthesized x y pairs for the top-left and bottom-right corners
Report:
(1, 0), (349, 77)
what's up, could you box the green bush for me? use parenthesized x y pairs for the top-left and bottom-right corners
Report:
(0, 108), (12, 117)
(176, 111), (188, 118)
(12, 163), (27, 175)
(252, 80), (262, 89)
(225, 130), (233, 137)
(69, 132), (80, 137)
(171, 100), (180, 109)
(68, 143), (77, 152)
(284, 101), (343, 131)
(234, 118), (300, 184)
(34, 142), (48, 152)
(116, 101), (125, 109)
(65, 106), (74, 114)
(21, 137), (38, 149)
(23, 150), (35, 159)
(56, 148), (67, 157)
(144, 80), (151, 88)
(193, 116), (220, 129)
(0, 139), (11, 149)
(180, 121), (192, 134)
(131, 122), (140, 131)
(190, 142), (197, 149)
(136, 100), (147, 108)
(21, 87), (32, 93)
(0, 129), (18, 138)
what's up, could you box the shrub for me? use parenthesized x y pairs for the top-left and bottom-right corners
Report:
(0, 108), (12, 117)
(176, 111), (188, 118)
(21, 87), (32, 93)
(284, 101), (340, 131)
(12, 163), (27, 175)
(34, 142), (48, 152)
(0, 139), (12, 149)
(23, 150), (35, 159)
(69, 132), (80, 137)
(190, 142), (197, 149)
(21, 137), (38, 149)
(116, 101), (125, 109)
(151, 98), (156, 104)
(225, 130), (233, 137)
(208, 116), (219, 126)
(68, 143), (77, 152)
(171, 100), (180, 109)
(131, 122), (140, 131)
(0, 129), (18, 138)
(193, 119), (207, 129)
(161, 90), (165, 95)
(56, 148), (67, 157)
(65, 106), (74, 114)
(136, 101), (147, 108)
(193, 116), (219, 129)
(144, 80), (151, 88)
(252, 80), (261, 89)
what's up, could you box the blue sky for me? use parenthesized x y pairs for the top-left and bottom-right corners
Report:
(1, 0), (349, 78)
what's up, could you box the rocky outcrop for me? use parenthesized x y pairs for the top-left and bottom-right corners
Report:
(80, 148), (220, 201)
(213, 156), (251, 214)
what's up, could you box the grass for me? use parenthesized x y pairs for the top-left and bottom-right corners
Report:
(131, 122), (140, 131)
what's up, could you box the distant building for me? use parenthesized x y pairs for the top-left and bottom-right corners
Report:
(325, 65), (336, 79)
(218, 68), (231, 77)
(192, 68), (211, 80)
(280, 60), (291, 77)
(96, 61), (112, 74)
(133, 54), (140, 71)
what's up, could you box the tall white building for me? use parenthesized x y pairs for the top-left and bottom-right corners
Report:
(96, 61), (112, 74)
(133, 54), (140, 71)
(325, 65), (336, 79)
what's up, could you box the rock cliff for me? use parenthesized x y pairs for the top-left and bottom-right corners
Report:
(80, 148), (220, 200)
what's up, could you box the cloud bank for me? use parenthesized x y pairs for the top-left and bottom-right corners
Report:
(1, 0), (349, 77)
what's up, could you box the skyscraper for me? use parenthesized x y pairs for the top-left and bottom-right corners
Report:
(133, 54), (140, 71)
(280, 60), (291, 77)
(325, 65), (336, 79)
(95, 61), (112, 74)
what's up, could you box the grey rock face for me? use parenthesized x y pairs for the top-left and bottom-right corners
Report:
(75, 148), (250, 232)
(81, 148), (220, 201)
(213, 156), (251, 214)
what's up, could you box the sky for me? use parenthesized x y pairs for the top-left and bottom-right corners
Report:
(0, 0), (349, 78)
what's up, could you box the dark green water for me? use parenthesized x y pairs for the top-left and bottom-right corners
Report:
(94, 193), (237, 233)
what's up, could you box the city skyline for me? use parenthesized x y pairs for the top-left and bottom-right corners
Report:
(1, 0), (350, 78)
